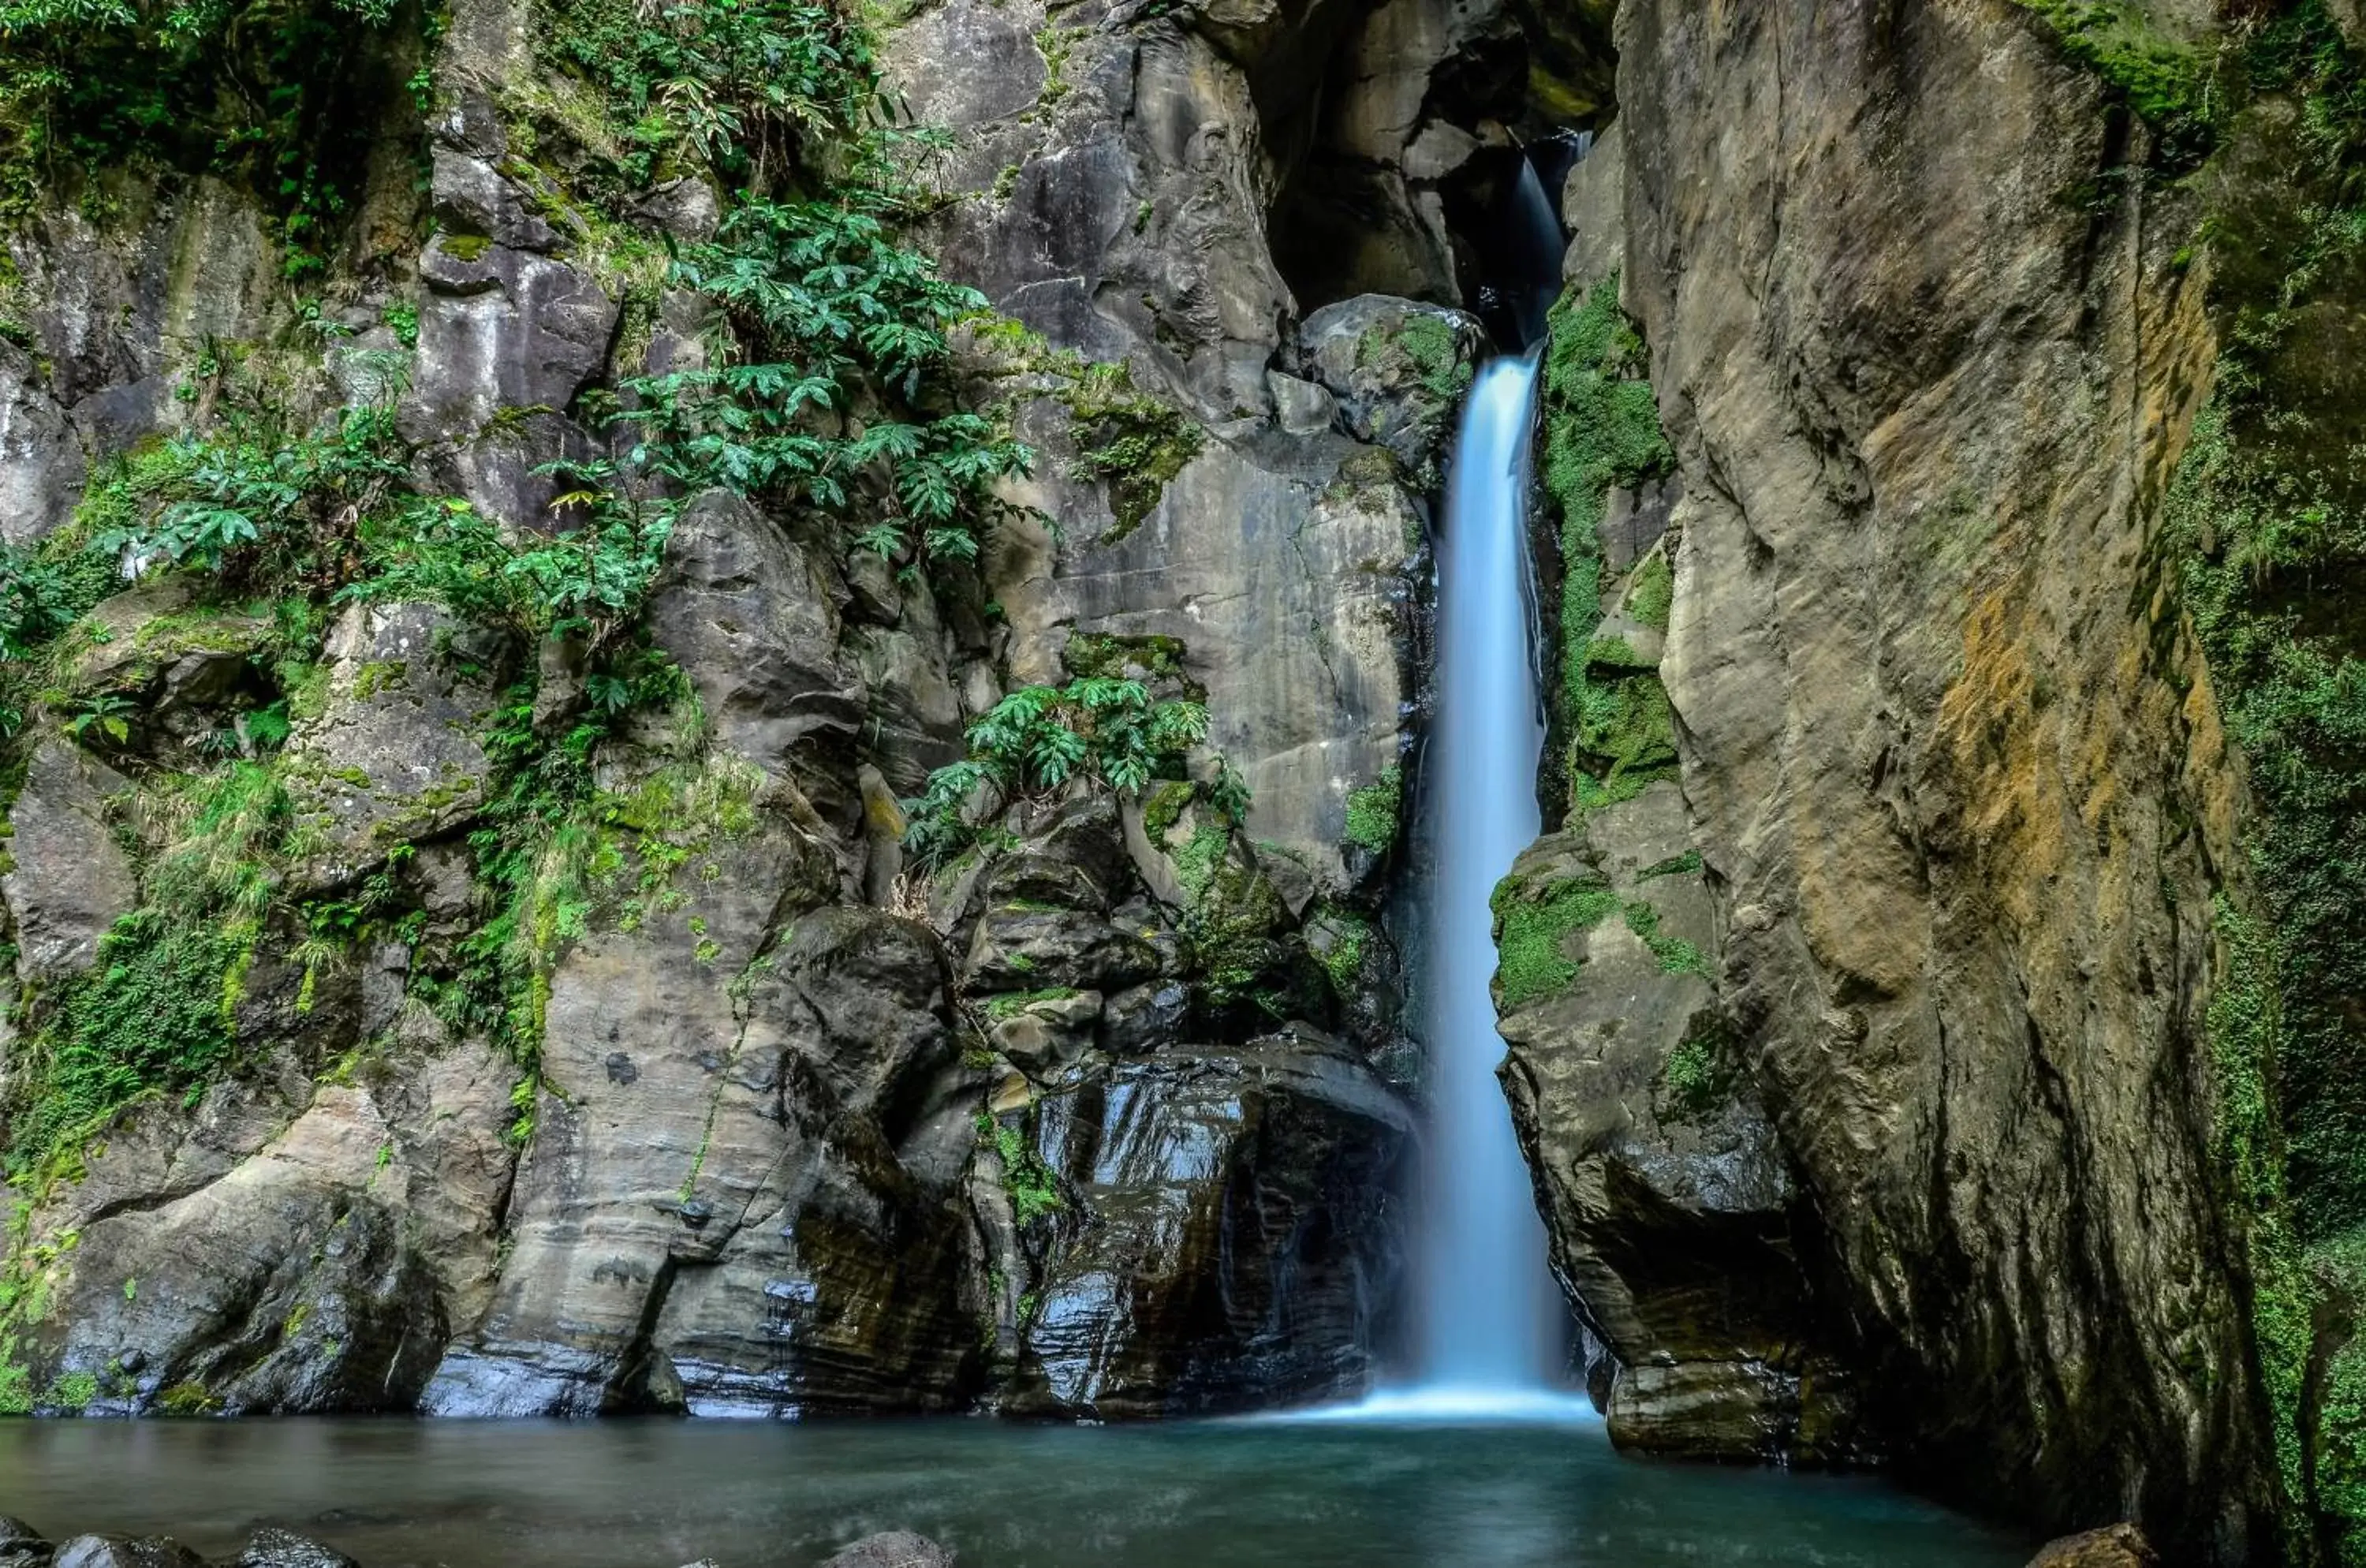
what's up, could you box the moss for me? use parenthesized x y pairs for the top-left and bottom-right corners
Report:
(156, 1381), (220, 1416)
(1625, 551), (1674, 633)
(1141, 779), (1196, 840)
(983, 986), (1080, 1020)
(2008, 0), (2214, 165)
(349, 658), (408, 701)
(1062, 631), (1192, 689)
(1539, 276), (1677, 815)
(1059, 361), (1206, 544)
(1491, 872), (1620, 1008)
(1621, 898), (1709, 977)
(0, 1360), (28, 1415)
(1637, 849), (1703, 883)
(1343, 763), (1403, 855)
(1312, 907), (1373, 997)
(437, 232), (494, 262)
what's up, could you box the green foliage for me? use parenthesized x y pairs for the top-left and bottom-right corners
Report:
(83, 405), (411, 581)
(1490, 873), (1619, 1009)
(1312, 905), (1373, 998)
(6, 760), (296, 1174)
(903, 678), (1209, 865)
(345, 476), (674, 654)
(1659, 1030), (1733, 1122)
(1342, 763), (1401, 855)
(2008, 1), (2215, 166)
(0, 0), (401, 263)
(614, 198), (1032, 570)
(544, 0), (883, 189)
(981, 1114), (1060, 1223)
(1539, 275), (1676, 814)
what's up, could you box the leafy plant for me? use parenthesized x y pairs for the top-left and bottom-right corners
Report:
(86, 405), (410, 582)
(902, 678), (1208, 864)
(612, 199), (1032, 570)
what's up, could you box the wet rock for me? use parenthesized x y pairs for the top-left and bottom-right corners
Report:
(2, 738), (136, 982)
(1006, 1029), (1413, 1416)
(282, 600), (509, 887)
(645, 491), (862, 786)
(231, 1529), (361, 1568)
(987, 990), (1101, 1077)
(1099, 980), (1189, 1055)
(820, 1533), (957, 1568)
(965, 905), (1161, 994)
(1296, 294), (1486, 471)
(49, 1538), (207, 1568)
(0, 1518), (50, 1567)
(2026, 1525), (2158, 1568)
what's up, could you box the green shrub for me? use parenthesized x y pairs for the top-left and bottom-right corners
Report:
(903, 678), (1211, 865)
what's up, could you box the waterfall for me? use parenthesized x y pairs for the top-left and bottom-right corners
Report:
(1286, 148), (1592, 1424)
(1401, 350), (1567, 1402)
(1397, 150), (1585, 1416)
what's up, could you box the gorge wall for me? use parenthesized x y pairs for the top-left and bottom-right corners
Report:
(0, 0), (2361, 1563)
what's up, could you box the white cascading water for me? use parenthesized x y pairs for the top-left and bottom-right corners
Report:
(1286, 156), (1591, 1424)
(1404, 347), (1563, 1406)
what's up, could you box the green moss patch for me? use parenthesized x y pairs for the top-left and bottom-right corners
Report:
(1491, 872), (1620, 1008)
(1343, 763), (1403, 855)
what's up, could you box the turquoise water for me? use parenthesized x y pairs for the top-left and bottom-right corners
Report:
(0, 1414), (2032, 1567)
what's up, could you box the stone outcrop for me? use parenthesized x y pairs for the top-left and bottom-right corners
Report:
(1, 0), (1493, 1427)
(1489, 0), (2278, 1555)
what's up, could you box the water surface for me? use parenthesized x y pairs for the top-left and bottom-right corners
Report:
(0, 1415), (2032, 1568)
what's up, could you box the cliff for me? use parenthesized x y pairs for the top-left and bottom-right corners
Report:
(0, 0), (2362, 1562)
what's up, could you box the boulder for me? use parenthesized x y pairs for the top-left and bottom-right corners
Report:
(1006, 1029), (1413, 1416)
(49, 1540), (206, 1568)
(281, 600), (508, 886)
(644, 491), (864, 788)
(232, 1529), (360, 1568)
(2, 738), (137, 982)
(819, 1534), (957, 1568)
(1296, 295), (1486, 472)
(2026, 1526), (2159, 1568)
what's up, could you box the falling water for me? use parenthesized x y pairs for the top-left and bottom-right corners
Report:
(1286, 151), (1590, 1424)
(1402, 349), (1566, 1405)
(1397, 152), (1585, 1417)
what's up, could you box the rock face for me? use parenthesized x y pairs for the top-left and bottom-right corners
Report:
(0, 0), (1487, 1426)
(1489, 0), (2276, 1554)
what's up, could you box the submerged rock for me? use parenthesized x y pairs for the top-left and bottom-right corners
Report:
(819, 1534), (957, 1568)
